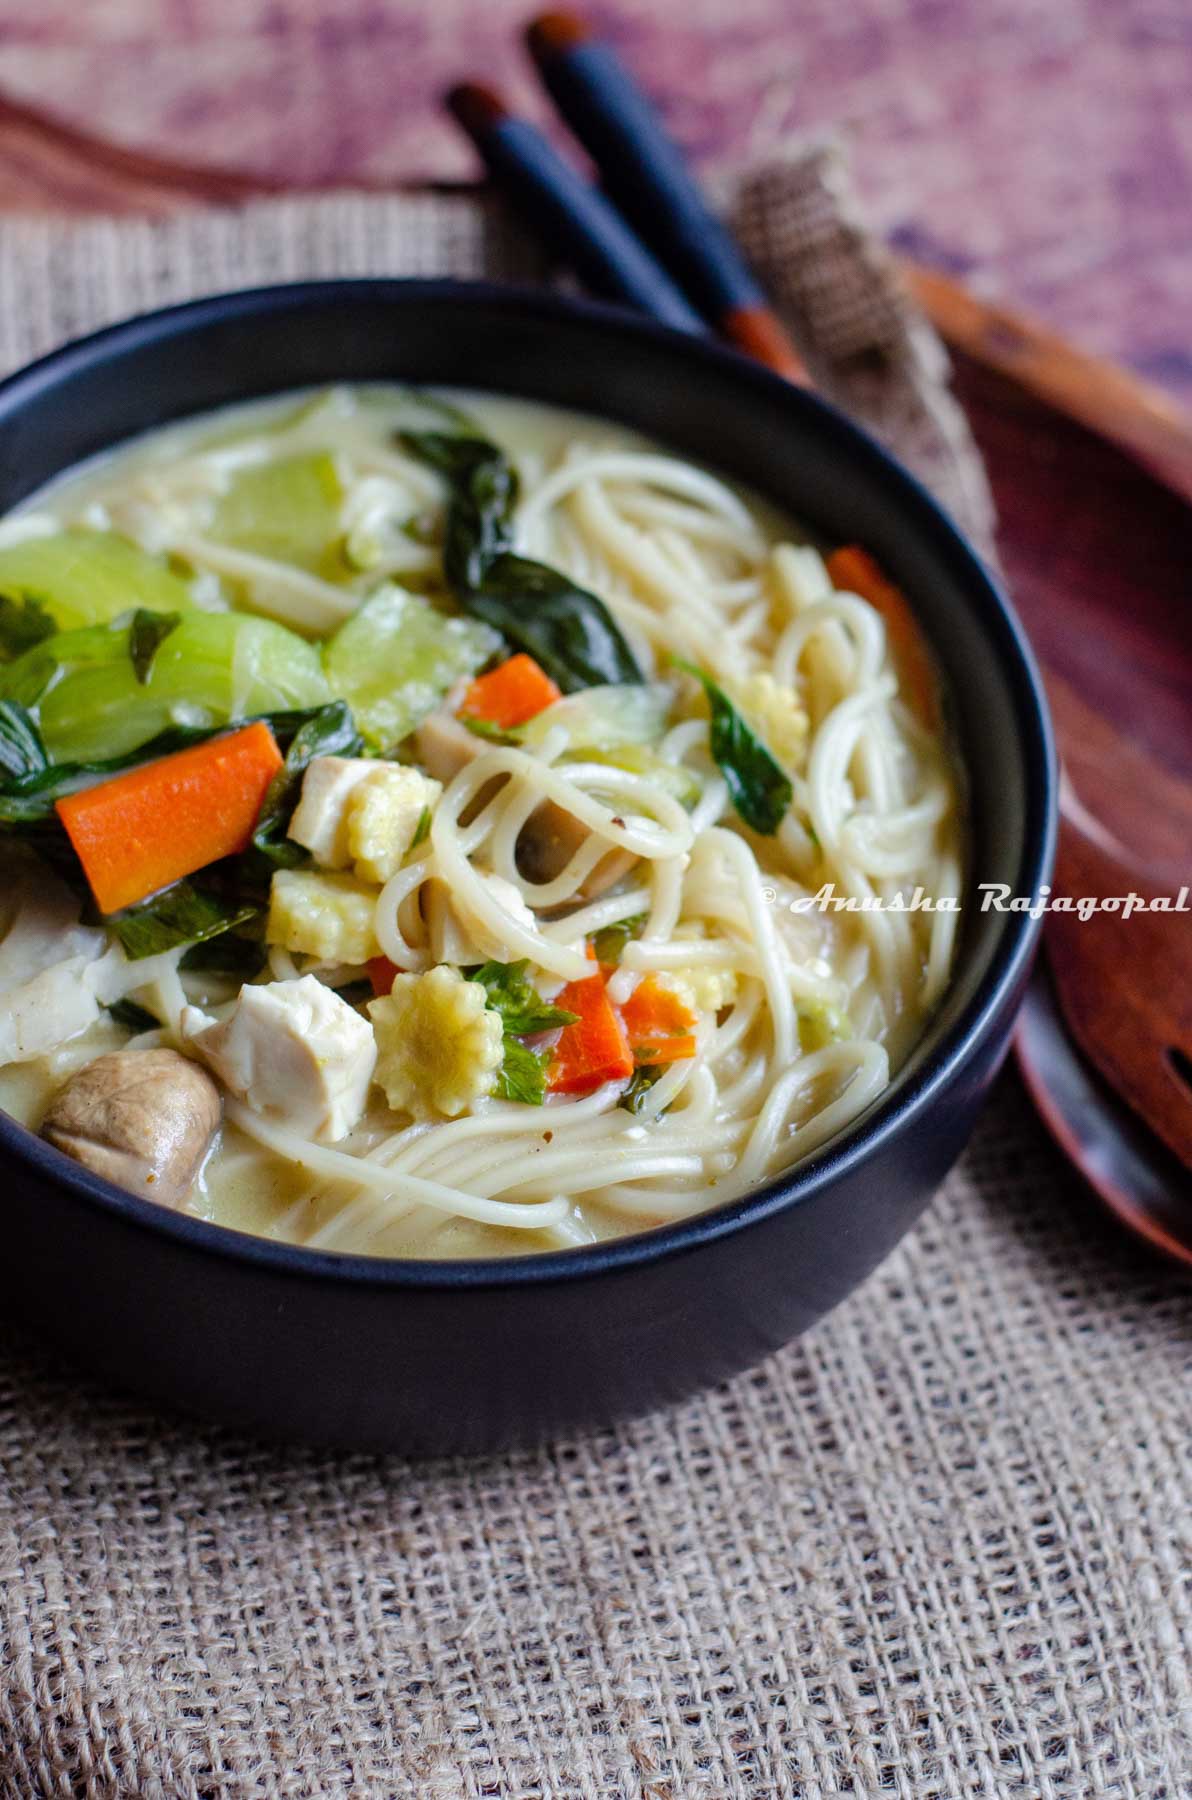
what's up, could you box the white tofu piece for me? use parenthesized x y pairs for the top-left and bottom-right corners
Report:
(184, 975), (376, 1142)
(0, 957), (101, 1066)
(286, 756), (378, 868)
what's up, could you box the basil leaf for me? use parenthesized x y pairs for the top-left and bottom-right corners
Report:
(0, 700), (49, 782)
(106, 997), (161, 1033)
(128, 609), (181, 684)
(0, 593), (55, 659)
(618, 1063), (667, 1116)
(250, 699), (363, 869)
(466, 960), (579, 1037)
(179, 931), (268, 980)
(674, 660), (792, 836)
(400, 431), (518, 591)
(400, 429), (644, 694)
(113, 881), (260, 961)
(591, 913), (647, 966)
(493, 1036), (552, 1106)
(468, 553), (643, 693)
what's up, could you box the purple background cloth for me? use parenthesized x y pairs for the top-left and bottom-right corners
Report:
(0, 0), (1188, 400)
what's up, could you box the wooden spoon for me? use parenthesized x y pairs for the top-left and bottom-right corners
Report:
(1046, 802), (1192, 1167)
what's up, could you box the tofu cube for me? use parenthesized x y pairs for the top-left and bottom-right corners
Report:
(287, 756), (378, 868)
(185, 975), (376, 1141)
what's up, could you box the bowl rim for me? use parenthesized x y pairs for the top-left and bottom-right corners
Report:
(0, 277), (1058, 1291)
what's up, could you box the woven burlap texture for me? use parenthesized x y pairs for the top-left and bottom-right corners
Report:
(1, 155), (1189, 1800)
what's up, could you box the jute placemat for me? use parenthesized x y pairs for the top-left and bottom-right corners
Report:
(1, 151), (1189, 1800)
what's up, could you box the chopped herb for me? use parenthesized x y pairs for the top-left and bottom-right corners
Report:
(112, 881), (260, 961)
(466, 959), (580, 1106)
(250, 699), (363, 869)
(0, 593), (55, 659)
(591, 913), (647, 966)
(467, 960), (579, 1037)
(128, 609), (181, 685)
(400, 429), (644, 693)
(494, 1036), (553, 1105)
(618, 1063), (667, 1116)
(106, 997), (161, 1033)
(410, 804), (432, 849)
(674, 659), (792, 836)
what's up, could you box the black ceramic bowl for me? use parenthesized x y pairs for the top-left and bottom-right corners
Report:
(0, 282), (1055, 1453)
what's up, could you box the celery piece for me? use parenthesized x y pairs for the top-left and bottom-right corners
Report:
(323, 586), (501, 751)
(2, 612), (330, 763)
(517, 682), (672, 752)
(208, 452), (347, 577)
(566, 743), (702, 810)
(0, 530), (196, 631)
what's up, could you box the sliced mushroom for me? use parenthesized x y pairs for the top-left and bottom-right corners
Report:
(40, 1047), (221, 1208)
(415, 705), (637, 901)
(516, 804), (637, 900)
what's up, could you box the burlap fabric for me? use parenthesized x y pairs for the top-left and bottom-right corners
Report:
(0, 151), (1188, 1800)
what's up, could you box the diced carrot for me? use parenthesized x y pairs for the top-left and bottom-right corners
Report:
(619, 975), (698, 1066)
(56, 720), (283, 915)
(459, 653), (562, 730)
(548, 967), (634, 1094)
(367, 955), (402, 996)
(826, 546), (939, 728)
(632, 1035), (697, 1066)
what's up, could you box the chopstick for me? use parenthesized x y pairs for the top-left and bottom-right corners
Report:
(525, 11), (809, 385)
(446, 83), (704, 335)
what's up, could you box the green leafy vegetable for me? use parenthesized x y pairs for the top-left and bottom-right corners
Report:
(0, 609), (330, 764)
(112, 881), (260, 961)
(208, 451), (347, 577)
(410, 804), (432, 849)
(179, 932), (267, 980)
(618, 1064), (667, 1116)
(323, 585), (500, 750)
(106, 997), (161, 1033)
(0, 529), (195, 630)
(466, 959), (579, 1106)
(0, 700), (49, 783)
(250, 700), (363, 868)
(400, 429), (644, 694)
(128, 609), (181, 684)
(591, 913), (647, 967)
(467, 960), (579, 1038)
(674, 659), (792, 835)
(493, 1036), (553, 1106)
(0, 593), (55, 659)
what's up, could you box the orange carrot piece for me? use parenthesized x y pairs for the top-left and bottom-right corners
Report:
(459, 653), (562, 730)
(619, 975), (696, 1042)
(631, 1035), (697, 1066)
(367, 956), (402, 996)
(826, 546), (940, 728)
(56, 720), (283, 915)
(548, 967), (634, 1094)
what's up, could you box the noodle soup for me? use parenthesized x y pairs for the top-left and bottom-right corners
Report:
(0, 386), (963, 1258)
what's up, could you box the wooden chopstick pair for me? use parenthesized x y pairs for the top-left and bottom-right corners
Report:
(447, 10), (810, 384)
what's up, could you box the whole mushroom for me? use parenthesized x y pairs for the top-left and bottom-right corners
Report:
(40, 1047), (222, 1208)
